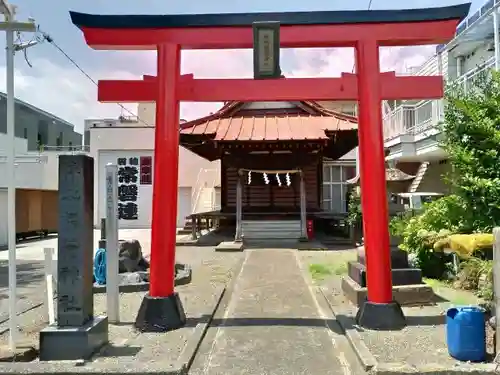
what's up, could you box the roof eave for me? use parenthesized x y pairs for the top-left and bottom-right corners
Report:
(70, 4), (470, 30)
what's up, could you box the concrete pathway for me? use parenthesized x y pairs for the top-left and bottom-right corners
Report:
(0, 229), (160, 262)
(193, 249), (363, 375)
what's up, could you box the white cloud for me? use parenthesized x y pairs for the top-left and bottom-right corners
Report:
(0, 45), (436, 134)
(0, 58), (138, 133)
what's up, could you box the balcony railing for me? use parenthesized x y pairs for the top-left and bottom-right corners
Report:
(38, 145), (90, 153)
(383, 56), (497, 141)
(383, 105), (414, 140)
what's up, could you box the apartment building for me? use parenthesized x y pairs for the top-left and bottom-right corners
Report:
(383, 0), (500, 193)
(0, 92), (82, 151)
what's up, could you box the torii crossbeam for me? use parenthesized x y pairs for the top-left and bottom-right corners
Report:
(70, 3), (470, 332)
(97, 72), (445, 102)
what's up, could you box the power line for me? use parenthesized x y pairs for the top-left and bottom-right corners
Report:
(36, 28), (153, 127)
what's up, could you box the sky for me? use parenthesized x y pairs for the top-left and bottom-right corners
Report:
(0, 0), (484, 134)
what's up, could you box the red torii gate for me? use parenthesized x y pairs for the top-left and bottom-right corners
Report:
(70, 4), (469, 332)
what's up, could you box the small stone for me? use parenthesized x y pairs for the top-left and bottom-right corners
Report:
(119, 271), (149, 285)
(118, 239), (150, 273)
(0, 345), (37, 362)
(489, 316), (496, 329)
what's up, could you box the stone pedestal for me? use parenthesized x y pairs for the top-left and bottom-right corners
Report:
(350, 246), (423, 287)
(39, 317), (108, 361)
(39, 155), (108, 361)
(342, 245), (434, 307)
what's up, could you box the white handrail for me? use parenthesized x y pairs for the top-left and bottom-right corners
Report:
(192, 167), (220, 214)
(191, 168), (204, 213)
(384, 56), (498, 140)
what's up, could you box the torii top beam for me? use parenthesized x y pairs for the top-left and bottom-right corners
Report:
(70, 4), (470, 50)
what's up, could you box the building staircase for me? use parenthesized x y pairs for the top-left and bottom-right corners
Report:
(178, 187), (220, 235)
(178, 166), (221, 235)
(408, 162), (430, 193)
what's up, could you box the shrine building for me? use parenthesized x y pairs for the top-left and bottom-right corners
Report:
(180, 100), (358, 241)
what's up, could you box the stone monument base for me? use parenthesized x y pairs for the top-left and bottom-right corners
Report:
(356, 299), (406, 330)
(92, 264), (193, 294)
(348, 262), (423, 287)
(39, 315), (108, 361)
(341, 276), (435, 307)
(134, 292), (186, 332)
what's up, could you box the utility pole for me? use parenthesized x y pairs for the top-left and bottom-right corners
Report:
(0, 0), (37, 351)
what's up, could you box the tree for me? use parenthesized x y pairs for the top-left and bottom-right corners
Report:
(442, 70), (500, 231)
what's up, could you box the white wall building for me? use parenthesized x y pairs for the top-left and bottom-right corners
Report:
(0, 133), (85, 247)
(87, 103), (221, 229)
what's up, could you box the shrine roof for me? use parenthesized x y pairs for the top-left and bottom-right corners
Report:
(179, 101), (357, 142)
(70, 4), (469, 30)
(346, 168), (415, 184)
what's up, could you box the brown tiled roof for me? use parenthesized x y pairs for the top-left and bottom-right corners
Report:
(180, 101), (357, 141)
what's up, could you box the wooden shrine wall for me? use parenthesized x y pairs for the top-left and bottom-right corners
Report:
(223, 159), (320, 211)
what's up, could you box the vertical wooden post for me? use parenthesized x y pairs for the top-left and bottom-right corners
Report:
(43, 247), (55, 325)
(299, 170), (307, 239)
(105, 163), (120, 323)
(190, 215), (197, 240)
(235, 169), (243, 242)
(494, 227), (500, 356)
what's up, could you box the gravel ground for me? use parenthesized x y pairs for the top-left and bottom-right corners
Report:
(0, 246), (243, 367)
(0, 260), (48, 325)
(299, 250), (493, 368)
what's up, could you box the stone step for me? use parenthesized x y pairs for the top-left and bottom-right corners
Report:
(242, 220), (302, 240)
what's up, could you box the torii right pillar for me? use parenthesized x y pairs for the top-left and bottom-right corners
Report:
(354, 39), (406, 329)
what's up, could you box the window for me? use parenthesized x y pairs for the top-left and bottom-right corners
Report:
(140, 156), (152, 185)
(322, 164), (356, 213)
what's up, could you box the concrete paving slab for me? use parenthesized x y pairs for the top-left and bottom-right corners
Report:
(191, 249), (364, 375)
(214, 241), (244, 252)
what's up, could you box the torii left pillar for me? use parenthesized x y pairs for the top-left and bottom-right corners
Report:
(134, 43), (186, 332)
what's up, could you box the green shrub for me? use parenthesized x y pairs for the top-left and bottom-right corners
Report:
(455, 258), (492, 301)
(390, 195), (468, 278)
(347, 189), (361, 226)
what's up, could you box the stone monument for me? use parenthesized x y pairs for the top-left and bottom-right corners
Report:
(39, 155), (108, 361)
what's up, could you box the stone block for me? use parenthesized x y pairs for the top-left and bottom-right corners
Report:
(39, 315), (108, 361)
(347, 261), (423, 287)
(357, 246), (409, 269)
(341, 276), (435, 307)
(215, 241), (244, 252)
